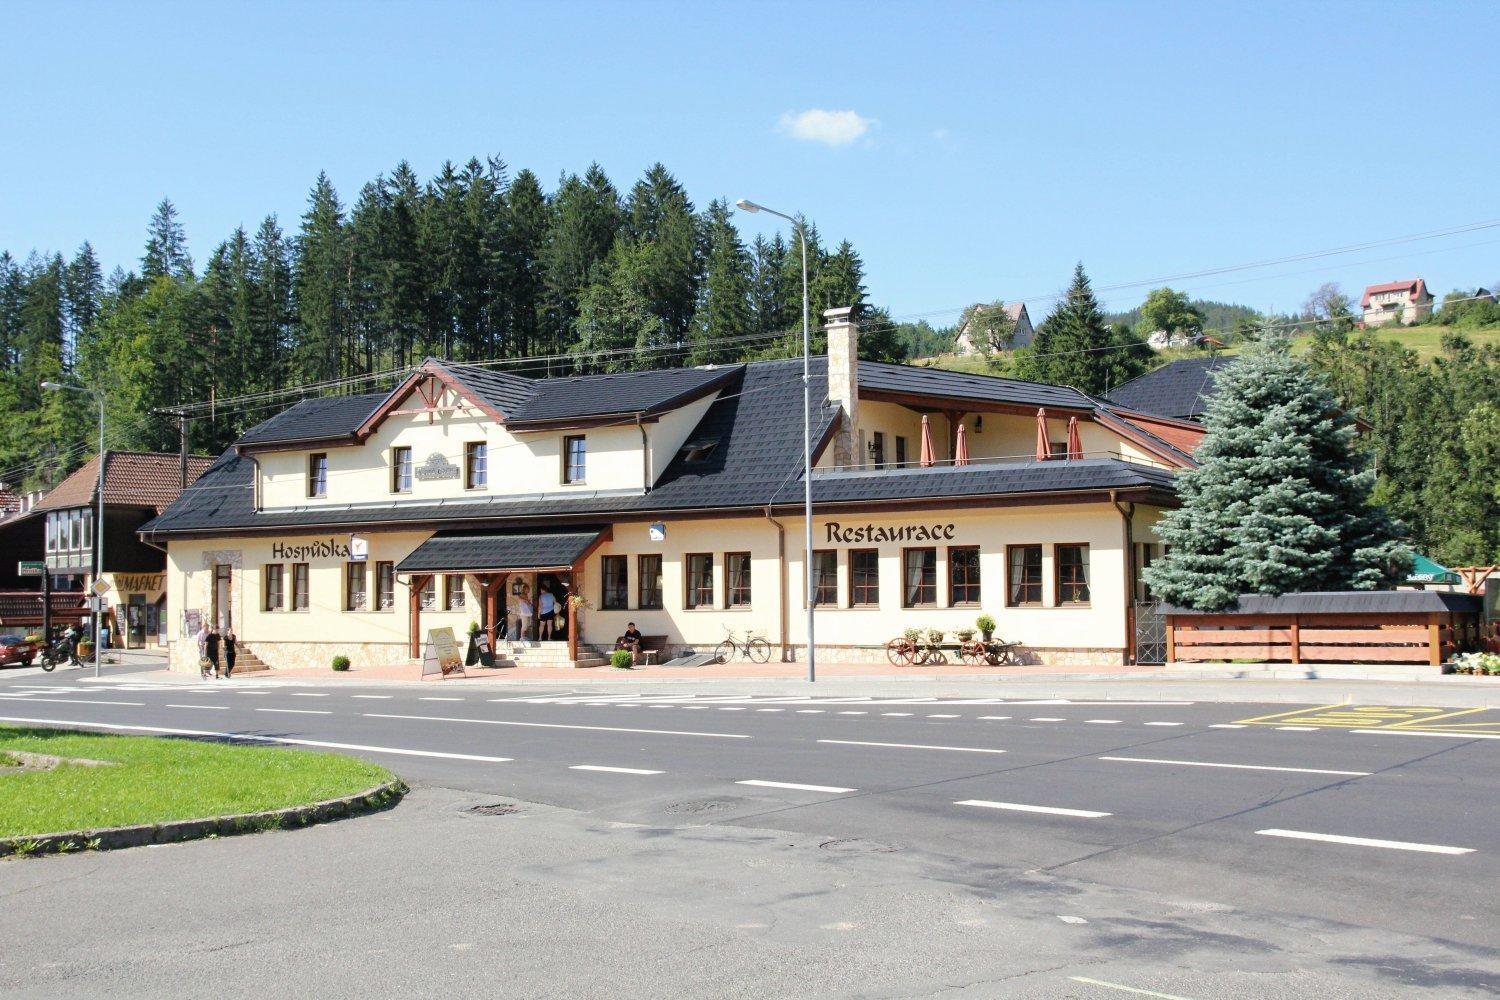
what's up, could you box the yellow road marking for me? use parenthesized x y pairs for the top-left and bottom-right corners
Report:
(1236, 704), (1465, 729)
(1381, 707), (1490, 730)
(1234, 703), (1347, 725)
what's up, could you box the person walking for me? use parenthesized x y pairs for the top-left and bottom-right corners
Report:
(205, 626), (221, 679)
(62, 624), (82, 666)
(195, 622), (210, 678)
(222, 628), (237, 678)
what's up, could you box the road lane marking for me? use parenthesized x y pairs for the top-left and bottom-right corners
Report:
(1351, 728), (1500, 741)
(233, 690), (273, 695)
(256, 708), (332, 715)
(0, 715), (512, 762)
(352, 695), (393, 699)
(797, 710), (824, 714)
(837, 711), (867, 715)
(717, 707), (746, 711)
(1144, 722), (1183, 727)
(1086, 720), (1122, 725)
(1239, 704), (1461, 729)
(956, 800), (1111, 818)
(1067, 977), (1195, 999)
(882, 712), (913, 717)
(1031, 717), (1066, 722)
(1255, 829), (1474, 855)
(290, 692), (330, 697)
(1276, 726), (1318, 731)
(979, 716), (1012, 721)
(1208, 723), (1246, 729)
(819, 739), (1006, 754)
(570, 765), (663, 775)
(926, 714), (960, 719)
(166, 703), (229, 710)
(737, 780), (855, 794)
(364, 713), (750, 739)
(1099, 756), (1370, 776)
(0, 696), (145, 707)
(420, 697), (463, 702)
(756, 708), (783, 712)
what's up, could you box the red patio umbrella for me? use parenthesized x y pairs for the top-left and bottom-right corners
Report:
(919, 414), (936, 467)
(1066, 416), (1083, 460)
(954, 420), (970, 466)
(1034, 408), (1050, 461)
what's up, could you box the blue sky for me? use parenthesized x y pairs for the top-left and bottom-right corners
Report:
(4, 1), (1498, 325)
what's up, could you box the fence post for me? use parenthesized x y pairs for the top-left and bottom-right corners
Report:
(1428, 612), (1442, 667)
(1289, 615), (1301, 665)
(1165, 616), (1176, 663)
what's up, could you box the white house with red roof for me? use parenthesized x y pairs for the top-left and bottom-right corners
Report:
(1361, 278), (1433, 328)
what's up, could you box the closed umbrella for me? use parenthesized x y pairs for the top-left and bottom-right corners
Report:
(1034, 408), (1050, 461)
(954, 420), (970, 466)
(919, 414), (936, 468)
(1066, 416), (1083, 460)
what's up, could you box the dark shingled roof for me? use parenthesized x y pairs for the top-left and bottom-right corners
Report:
(142, 357), (1180, 538)
(1104, 356), (1235, 421)
(236, 392), (391, 447)
(858, 361), (1094, 411)
(438, 363), (536, 417)
(396, 528), (605, 572)
(1164, 590), (1483, 616)
(503, 365), (742, 425)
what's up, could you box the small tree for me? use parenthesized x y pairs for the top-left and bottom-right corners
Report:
(1144, 327), (1410, 611)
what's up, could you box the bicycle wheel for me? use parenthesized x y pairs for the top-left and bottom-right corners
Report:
(714, 640), (736, 664)
(747, 637), (771, 663)
(886, 638), (916, 666)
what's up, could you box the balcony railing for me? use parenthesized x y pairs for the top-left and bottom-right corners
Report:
(812, 449), (1177, 477)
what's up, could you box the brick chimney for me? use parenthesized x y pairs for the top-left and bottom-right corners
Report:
(824, 306), (860, 469)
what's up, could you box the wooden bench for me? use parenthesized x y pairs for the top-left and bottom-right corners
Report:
(617, 634), (669, 666)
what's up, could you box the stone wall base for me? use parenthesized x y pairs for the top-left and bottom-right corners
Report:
(168, 639), (410, 673)
(771, 644), (1124, 667)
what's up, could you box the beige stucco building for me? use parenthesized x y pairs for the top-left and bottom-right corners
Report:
(1361, 278), (1433, 327)
(143, 310), (1200, 673)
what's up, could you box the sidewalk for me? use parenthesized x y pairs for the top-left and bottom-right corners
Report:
(80, 659), (1500, 707)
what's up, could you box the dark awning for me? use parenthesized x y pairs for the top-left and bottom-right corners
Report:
(396, 527), (606, 574)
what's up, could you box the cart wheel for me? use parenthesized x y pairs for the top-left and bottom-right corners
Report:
(747, 637), (771, 663)
(714, 640), (736, 664)
(886, 637), (916, 666)
(925, 649), (947, 665)
(959, 644), (987, 666)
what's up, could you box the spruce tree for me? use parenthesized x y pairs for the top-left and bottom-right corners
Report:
(1143, 330), (1411, 611)
(292, 173), (349, 382)
(1014, 263), (1151, 395)
(141, 198), (194, 281)
(497, 169), (550, 359)
(544, 164), (622, 354)
(688, 199), (754, 365)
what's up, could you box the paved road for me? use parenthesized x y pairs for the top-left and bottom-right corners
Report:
(3, 664), (1499, 997)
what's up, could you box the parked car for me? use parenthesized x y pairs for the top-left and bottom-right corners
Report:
(0, 633), (43, 668)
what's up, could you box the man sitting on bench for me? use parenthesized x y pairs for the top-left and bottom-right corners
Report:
(616, 622), (644, 663)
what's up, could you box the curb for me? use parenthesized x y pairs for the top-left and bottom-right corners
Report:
(0, 778), (406, 859)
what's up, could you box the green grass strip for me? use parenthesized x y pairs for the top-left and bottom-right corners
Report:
(0, 726), (395, 839)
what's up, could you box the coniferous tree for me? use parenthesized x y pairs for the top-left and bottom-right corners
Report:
(1143, 329), (1411, 610)
(1014, 263), (1151, 395)
(141, 199), (194, 281)
(624, 164), (702, 349)
(544, 164), (621, 354)
(497, 168), (550, 360)
(251, 216), (294, 389)
(575, 240), (656, 371)
(748, 235), (787, 337)
(688, 199), (754, 365)
(63, 242), (103, 363)
(293, 173), (349, 383)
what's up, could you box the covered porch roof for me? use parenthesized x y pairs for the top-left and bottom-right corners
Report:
(395, 527), (610, 575)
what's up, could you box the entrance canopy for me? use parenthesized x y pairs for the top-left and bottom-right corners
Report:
(1407, 553), (1461, 586)
(396, 527), (607, 574)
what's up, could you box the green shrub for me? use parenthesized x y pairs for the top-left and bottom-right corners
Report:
(331, 655), (351, 672)
(610, 650), (634, 669)
(467, 620), (480, 635)
(975, 614), (996, 635)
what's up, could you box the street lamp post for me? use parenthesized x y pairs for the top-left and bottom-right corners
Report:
(735, 199), (816, 683)
(41, 381), (105, 679)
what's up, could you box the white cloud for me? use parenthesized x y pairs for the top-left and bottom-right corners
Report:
(777, 109), (876, 147)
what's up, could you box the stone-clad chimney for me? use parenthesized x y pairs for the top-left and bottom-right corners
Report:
(824, 306), (859, 469)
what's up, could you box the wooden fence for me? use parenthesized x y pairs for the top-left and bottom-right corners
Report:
(1168, 610), (1484, 666)
(0, 591), (88, 629)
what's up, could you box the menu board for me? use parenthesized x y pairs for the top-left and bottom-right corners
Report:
(422, 627), (465, 678)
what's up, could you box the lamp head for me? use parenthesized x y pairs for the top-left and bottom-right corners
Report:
(734, 199), (761, 214)
(40, 381), (64, 391)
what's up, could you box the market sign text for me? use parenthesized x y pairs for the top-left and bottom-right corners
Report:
(825, 522), (957, 544)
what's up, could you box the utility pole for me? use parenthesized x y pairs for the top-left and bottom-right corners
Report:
(178, 410), (188, 490)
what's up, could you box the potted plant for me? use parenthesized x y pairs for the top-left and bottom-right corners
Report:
(924, 628), (945, 647)
(955, 628), (975, 642)
(976, 614), (996, 642)
(903, 627), (922, 643)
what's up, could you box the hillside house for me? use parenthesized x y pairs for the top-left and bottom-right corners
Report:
(1361, 279), (1433, 327)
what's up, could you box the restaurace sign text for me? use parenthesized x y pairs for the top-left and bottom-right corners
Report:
(824, 522), (957, 544)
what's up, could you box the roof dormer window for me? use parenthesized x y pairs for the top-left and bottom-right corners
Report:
(680, 438), (720, 464)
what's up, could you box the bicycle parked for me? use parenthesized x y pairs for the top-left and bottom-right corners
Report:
(715, 627), (771, 664)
